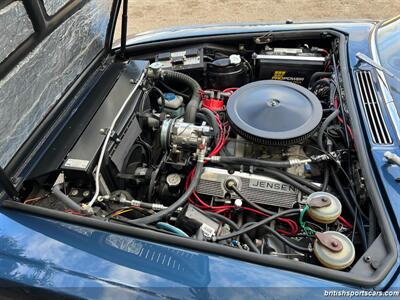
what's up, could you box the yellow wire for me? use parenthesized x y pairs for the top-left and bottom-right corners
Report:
(112, 209), (134, 217)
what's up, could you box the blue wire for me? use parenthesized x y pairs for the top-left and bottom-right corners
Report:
(156, 222), (189, 237)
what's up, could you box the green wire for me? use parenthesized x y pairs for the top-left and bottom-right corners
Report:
(299, 205), (317, 237)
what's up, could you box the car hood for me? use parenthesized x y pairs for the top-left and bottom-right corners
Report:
(0, 0), (117, 168)
(120, 20), (377, 46)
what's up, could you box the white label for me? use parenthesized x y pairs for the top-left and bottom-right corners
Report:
(64, 158), (89, 170)
(201, 224), (216, 238)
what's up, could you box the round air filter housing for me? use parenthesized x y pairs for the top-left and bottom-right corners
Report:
(227, 80), (322, 145)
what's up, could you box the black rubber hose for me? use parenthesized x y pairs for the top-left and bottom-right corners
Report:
(258, 168), (315, 195)
(199, 107), (219, 138)
(262, 226), (312, 253)
(309, 72), (332, 88)
(139, 89), (150, 113)
(329, 164), (368, 221)
(322, 167), (330, 192)
(196, 113), (209, 124)
(52, 184), (81, 212)
(215, 161), (315, 195)
(161, 70), (201, 123)
(147, 153), (166, 202)
(213, 159), (314, 194)
(330, 166), (355, 218)
(216, 156), (292, 169)
(368, 204), (377, 247)
(330, 166), (368, 250)
(159, 80), (190, 99)
(318, 109), (339, 152)
(230, 185), (280, 216)
(196, 113), (218, 147)
(152, 86), (165, 111)
(206, 212), (260, 254)
(356, 210), (368, 251)
(349, 188), (369, 220)
(273, 169), (322, 192)
(213, 209), (301, 242)
(130, 161), (204, 225)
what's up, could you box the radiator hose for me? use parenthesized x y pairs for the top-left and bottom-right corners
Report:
(52, 184), (82, 212)
(209, 156), (302, 169)
(161, 70), (201, 123)
(318, 109), (339, 152)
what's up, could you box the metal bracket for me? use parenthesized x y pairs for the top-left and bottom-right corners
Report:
(0, 167), (19, 201)
(307, 195), (331, 208)
(315, 232), (343, 252)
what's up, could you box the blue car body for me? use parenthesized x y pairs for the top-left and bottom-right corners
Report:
(0, 210), (348, 299)
(0, 1), (399, 298)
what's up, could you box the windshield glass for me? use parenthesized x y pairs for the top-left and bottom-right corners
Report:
(377, 17), (400, 74)
(376, 17), (400, 111)
(0, 0), (113, 167)
(115, 0), (399, 37)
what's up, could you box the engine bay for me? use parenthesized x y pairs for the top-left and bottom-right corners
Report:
(21, 33), (379, 273)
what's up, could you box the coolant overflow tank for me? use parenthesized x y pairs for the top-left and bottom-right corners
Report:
(158, 92), (184, 117)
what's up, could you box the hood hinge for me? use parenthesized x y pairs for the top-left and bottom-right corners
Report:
(0, 167), (19, 202)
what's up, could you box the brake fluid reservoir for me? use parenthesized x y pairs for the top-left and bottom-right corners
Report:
(158, 93), (184, 117)
(307, 192), (342, 224)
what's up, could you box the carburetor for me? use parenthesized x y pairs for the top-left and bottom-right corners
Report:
(160, 117), (213, 163)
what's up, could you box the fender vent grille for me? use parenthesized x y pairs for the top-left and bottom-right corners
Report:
(355, 70), (392, 144)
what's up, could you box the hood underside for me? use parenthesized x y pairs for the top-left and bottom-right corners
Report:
(0, 0), (117, 168)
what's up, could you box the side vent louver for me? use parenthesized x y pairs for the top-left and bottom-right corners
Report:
(355, 70), (392, 144)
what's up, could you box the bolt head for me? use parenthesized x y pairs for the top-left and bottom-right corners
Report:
(70, 189), (79, 196)
(364, 255), (371, 262)
(234, 199), (243, 208)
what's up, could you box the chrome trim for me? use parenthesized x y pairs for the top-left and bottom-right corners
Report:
(370, 25), (400, 142)
(355, 71), (392, 144)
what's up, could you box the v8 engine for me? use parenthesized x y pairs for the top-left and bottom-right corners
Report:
(24, 38), (374, 274)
